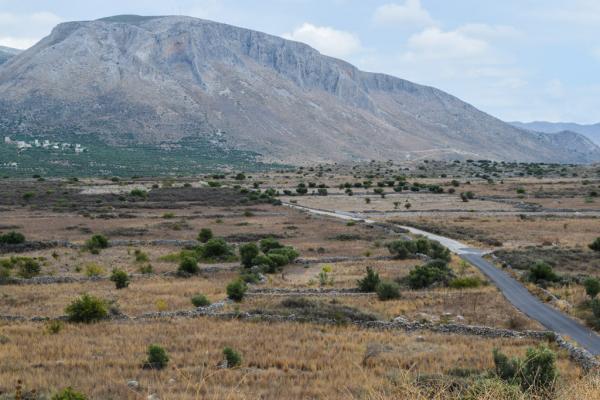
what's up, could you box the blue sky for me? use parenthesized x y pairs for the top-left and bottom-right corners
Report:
(0, 0), (598, 123)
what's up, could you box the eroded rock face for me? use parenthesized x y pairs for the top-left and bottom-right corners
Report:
(1, 15), (599, 163)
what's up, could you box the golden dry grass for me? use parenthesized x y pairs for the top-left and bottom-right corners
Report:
(0, 318), (585, 400)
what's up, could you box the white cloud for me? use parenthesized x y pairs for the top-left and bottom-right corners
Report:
(403, 27), (489, 61)
(0, 36), (39, 49)
(539, 0), (600, 24)
(373, 0), (435, 27)
(0, 11), (62, 49)
(283, 23), (362, 58)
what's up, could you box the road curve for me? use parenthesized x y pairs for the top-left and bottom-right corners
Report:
(284, 202), (600, 355)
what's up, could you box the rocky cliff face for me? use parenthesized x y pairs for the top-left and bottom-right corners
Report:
(0, 46), (20, 65)
(1, 15), (598, 163)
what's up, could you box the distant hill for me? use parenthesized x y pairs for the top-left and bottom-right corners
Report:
(0, 15), (599, 164)
(511, 121), (600, 146)
(0, 46), (21, 65)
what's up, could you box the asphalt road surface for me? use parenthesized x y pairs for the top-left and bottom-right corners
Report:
(285, 202), (600, 355)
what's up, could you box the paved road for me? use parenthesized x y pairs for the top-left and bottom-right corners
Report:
(284, 202), (600, 355)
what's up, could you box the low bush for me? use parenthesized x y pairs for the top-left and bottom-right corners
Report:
(590, 237), (600, 252)
(493, 345), (557, 393)
(145, 344), (169, 370)
(85, 234), (109, 253)
(16, 257), (41, 279)
(376, 281), (401, 301)
(449, 276), (482, 289)
(197, 228), (213, 243)
(84, 262), (104, 277)
(191, 294), (211, 307)
(407, 260), (453, 289)
(223, 347), (242, 368)
(202, 238), (233, 259)
(528, 261), (559, 284)
(0, 231), (25, 244)
(65, 294), (108, 323)
(584, 277), (600, 299)
(51, 388), (88, 400)
(357, 267), (380, 292)
(110, 268), (130, 289)
(178, 256), (199, 274)
(227, 279), (247, 302)
(259, 237), (284, 253)
(239, 242), (260, 268)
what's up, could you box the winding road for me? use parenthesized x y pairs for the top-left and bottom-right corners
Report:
(284, 202), (600, 355)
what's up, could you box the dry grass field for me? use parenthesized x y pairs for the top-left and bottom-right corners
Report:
(1, 161), (599, 399)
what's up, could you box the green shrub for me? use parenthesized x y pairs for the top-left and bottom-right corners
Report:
(408, 260), (452, 289)
(268, 246), (299, 262)
(520, 345), (557, 392)
(252, 254), (276, 272)
(590, 237), (600, 252)
(134, 249), (149, 263)
(449, 276), (482, 289)
(584, 277), (600, 299)
(138, 264), (153, 274)
(267, 252), (289, 268)
(65, 294), (108, 323)
(429, 241), (451, 262)
(145, 344), (169, 370)
(226, 279), (247, 302)
(191, 294), (211, 307)
(260, 237), (283, 253)
(386, 240), (417, 259)
(528, 261), (559, 284)
(376, 281), (401, 301)
(0, 231), (25, 244)
(130, 189), (147, 198)
(239, 243), (260, 268)
(17, 258), (41, 278)
(357, 267), (380, 292)
(51, 388), (88, 400)
(178, 256), (199, 274)
(197, 228), (213, 243)
(85, 234), (109, 253)
(223, 346), (242, 368)
(84, 262), (104, 277)
(110, 268), (130, 289)
(202, 238), (232, 259)
(493, 345), (558, 393)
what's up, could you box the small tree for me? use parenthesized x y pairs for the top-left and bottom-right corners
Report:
(179, 256), (199, 274)
(110, 268), (130, 289)
(227, 279), (247, 302)
(520, 345), (558, 392)
(202, 238), (232, 259)
(590, 237), (600, 252)
(239, 243), (260, 268)
(145, 344), (169, 370)
(65, 294), (108, 323)
(223, 347), (242, 368)
(357, 267), (380, 292)
(584, 277), (600, 299)
(197, 228), (213, 243)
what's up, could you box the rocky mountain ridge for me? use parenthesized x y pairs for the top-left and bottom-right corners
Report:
(0, 15), (598, 163)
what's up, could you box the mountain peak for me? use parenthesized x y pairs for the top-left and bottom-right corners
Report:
(0, 15), (599, 163)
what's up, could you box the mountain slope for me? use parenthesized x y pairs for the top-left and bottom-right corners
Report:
(0, 46), (21, 65)
(511, 121), (600, 146)
(0, 15), (599, 164)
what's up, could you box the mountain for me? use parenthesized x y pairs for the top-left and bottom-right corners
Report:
(511, 121), (600, 146)
(0, 46), (21, 65)
(0, 15), (599, 164)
